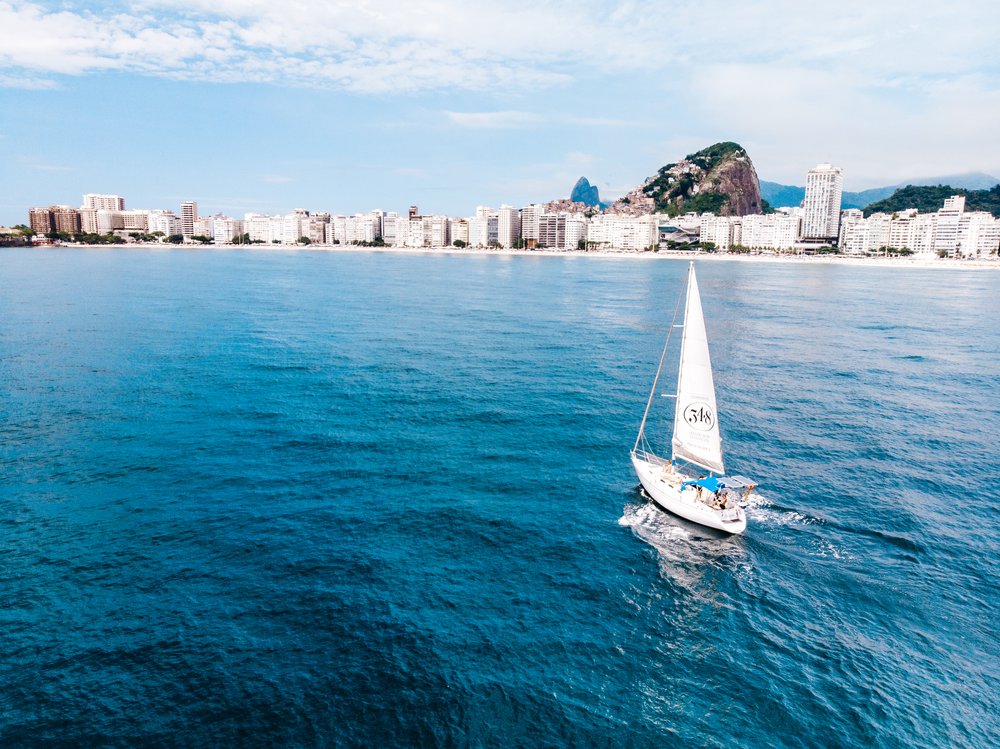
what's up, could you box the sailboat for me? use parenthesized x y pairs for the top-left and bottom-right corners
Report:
(631, 262), (758, 534)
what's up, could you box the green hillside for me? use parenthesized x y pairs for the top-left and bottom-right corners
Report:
(864, 184), (1000, 217)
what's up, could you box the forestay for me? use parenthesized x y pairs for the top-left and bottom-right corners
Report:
(671, 265), (725, 474)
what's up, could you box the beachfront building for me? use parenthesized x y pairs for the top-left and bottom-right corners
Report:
(699, 214), (741, 251)
(838, 211), (892, 255)
(326, 213), (379, 244)
(534, 212), (588, 250)
(148, 210), (180, 237)
(28, 207), (54, 234)
(28, 205), (82, 235)
(213, 216), (244, 244)
(450, 218), (469, 246)
(497, 205), (521, 248)
(520, 204), (540, 247)
(802, 163), (843, 241)
(281, 209), (309, 244)
(424, 215), (450, 247)
(193, 216), (215, 239)
(180, 201), (198, 240)
(468, 207), (498, 248)
(308, 213), (331, 244)
(836, 196), (1000, 257)
(245, 213), (283, 244)
(740, 213), (802, 251)
(121, 210), (150, 233)
(537, 213), (565, 249)
(381, 213), (400, 245)
(588, 214), (659, 251)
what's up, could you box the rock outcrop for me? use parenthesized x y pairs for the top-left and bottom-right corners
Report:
(570, 176), (601, 207)
(608, 142), (763, 217)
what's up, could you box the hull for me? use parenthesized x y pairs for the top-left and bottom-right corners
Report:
(631, 453), (746, 534)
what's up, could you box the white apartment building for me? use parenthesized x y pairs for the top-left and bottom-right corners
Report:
(564, 215), (588, 250)
(213, 217), (244, 244)
(839, 212), (892, 255)
(497, 205), (521, 248)
(281, 209), (310, 244)
(520, 204), (540, 244)
(148, 210), (180, 236)
(327, 214), (376, 244)
(588, 214), (658, 250)
(423, 215), (450, 247)
(467, 209), (499, 247)
(245, 213), (283, 243)
(740, 213), (802, 250)
(121, 210), (150, 232)
(193, 216), (215, 239)
(83, 193), (125, 211)
(451, 219), (469, 245)
(96, 209), (124, 234)
(699, 215), (741, 251)
(802, 164), (843, 240)
(837, 196), (999, 257)
(381, 213), (400, 245)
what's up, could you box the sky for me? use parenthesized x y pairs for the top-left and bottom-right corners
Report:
(1, 0), (999, 224)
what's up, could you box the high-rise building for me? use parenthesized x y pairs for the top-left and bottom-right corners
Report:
(497, 205), (521, 248)
(520, 204), (540, 247)
(180, 201), (198, 239)
(52, 206), (81, 234)
(538, 213), (566, 249)
(802, 164), (843, 241)
(28, 207), (54, 234)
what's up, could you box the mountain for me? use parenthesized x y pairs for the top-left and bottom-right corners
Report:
(863, 184), (1000, 218)
(761, 171), (1000, 210)
(758, 181), (805, 208)
(609, 142), (763, 217)
(570, 176), (601, 207)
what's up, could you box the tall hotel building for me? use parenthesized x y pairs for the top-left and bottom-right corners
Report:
(802, 164), (843, 241)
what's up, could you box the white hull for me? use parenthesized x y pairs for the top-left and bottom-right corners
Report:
(631, 453), (746, 534)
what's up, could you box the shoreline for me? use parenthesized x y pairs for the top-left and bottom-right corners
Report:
(15, 243), (1000, 269)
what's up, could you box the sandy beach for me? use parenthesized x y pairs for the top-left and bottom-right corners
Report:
(23, 242), (1000, 269)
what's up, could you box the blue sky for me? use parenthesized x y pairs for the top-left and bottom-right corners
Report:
(2, 0), (999, 224)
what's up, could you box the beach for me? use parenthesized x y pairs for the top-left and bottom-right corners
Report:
(28, 242), (1000, 269)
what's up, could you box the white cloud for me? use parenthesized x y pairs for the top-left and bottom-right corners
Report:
(1, 1), (998, 183)
(445, 111), (647, 130)
(445, 111), (543, 129)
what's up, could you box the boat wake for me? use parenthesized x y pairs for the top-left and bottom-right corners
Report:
(619, 495), (749, 591)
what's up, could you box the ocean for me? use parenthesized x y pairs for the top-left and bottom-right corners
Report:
(1, 248), (998, 748)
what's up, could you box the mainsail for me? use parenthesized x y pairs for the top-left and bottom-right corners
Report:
(672, 265), (725, 474)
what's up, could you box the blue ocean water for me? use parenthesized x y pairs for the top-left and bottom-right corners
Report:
(1, 248), (998, 748)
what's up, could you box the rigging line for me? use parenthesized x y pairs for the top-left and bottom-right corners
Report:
(633, 265), (688, 453)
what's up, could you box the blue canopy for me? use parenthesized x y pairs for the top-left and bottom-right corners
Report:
(680, 475), (758, 492)
(681, 476), (723, 492)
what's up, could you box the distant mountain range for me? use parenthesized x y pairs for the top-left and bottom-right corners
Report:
(760, 172), (1000, 210)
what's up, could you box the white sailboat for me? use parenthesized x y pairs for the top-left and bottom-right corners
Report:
(631, 262), (758, 534)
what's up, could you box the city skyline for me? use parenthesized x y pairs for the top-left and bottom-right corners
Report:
(2, 1), (999, 226)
